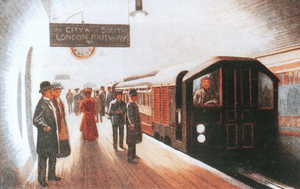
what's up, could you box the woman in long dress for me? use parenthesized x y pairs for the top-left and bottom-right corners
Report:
(79, 88), (98, 141)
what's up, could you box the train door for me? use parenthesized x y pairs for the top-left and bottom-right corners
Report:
(225, 67), (254, 150)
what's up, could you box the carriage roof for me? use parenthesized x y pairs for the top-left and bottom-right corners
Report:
(116, 76), (154, 89)
(182, 56), (279, 82)
(151, 61), (199, 87)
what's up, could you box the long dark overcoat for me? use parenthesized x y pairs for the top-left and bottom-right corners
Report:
(33, 97), (59, 155)
(126, 102), (142, 145)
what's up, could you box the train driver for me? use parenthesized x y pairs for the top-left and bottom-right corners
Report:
(193, 77), (218, 106)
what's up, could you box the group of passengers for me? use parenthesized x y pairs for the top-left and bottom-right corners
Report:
(33, 81), (142, 187)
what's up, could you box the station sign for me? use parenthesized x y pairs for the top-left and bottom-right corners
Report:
(50, 23), (130, 47)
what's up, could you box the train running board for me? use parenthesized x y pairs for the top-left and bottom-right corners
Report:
(239, 170), (294, 189)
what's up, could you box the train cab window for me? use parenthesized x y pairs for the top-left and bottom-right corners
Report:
(258, 72), (274, 109)
(193, 69), (221, 107)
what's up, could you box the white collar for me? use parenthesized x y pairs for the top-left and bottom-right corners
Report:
(43, 96), (51, 101)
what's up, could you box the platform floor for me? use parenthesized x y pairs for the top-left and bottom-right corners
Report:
(25, 113), (250, 189)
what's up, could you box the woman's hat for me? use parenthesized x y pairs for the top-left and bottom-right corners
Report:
(83, 88), (92, 94)
(52, 82), (64, 89)
(128, 89), (137, 96)
(39, 81), (53, 93)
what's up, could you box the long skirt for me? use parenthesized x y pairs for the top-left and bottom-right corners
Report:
(80, 112), (98, 141)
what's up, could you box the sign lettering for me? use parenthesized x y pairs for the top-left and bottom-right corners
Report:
(50, 23), (130, 47)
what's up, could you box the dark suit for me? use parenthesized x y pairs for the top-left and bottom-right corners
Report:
(108, 99), (126, 148)
(33, 97), (59, 182)
(100, 90), (106, 116)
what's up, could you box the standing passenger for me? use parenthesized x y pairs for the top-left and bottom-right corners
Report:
(100, 86), (106, 116)
(73, 88), (81, 116)
(126, 89), (142, 164)
(94, 90), (103, 123)
(79, 88), (98, 141)
(52, 82), (71, 158)
(33, 81), (61, 187)
(65, 89), (73, 114)
(108, 90), (126, 150)
(106, 86), (113, 112)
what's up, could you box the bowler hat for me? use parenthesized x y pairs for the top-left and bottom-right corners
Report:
(115, 90), (123, 94)
(52, 82), (64, 89)
(39, 81), (53, 93)
(128, 89), (137, 96)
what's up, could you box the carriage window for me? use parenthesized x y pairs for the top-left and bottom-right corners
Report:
(258, 72), (274, 109)
(193, 69), (221, 106)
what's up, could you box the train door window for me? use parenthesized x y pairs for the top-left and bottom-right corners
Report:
(137, 91), (141, 105)
(193, 69), (221, 106)
(241, 70), (252, 107)
(145, 92), (149, 107)
(142, 92), (145, 106)
(154, 87), (161, 123)
(146, 88), (151, 107)
(162, 86), (170, 125)
(258, 72), (274, 109)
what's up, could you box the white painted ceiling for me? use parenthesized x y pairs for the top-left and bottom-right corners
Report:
(39, 0), (300, 89)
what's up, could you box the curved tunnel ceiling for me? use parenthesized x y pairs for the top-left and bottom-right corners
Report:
(39, 0), (300, 86)
(0, 0), (299, 187)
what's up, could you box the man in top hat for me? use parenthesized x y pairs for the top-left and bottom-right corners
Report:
(108, 90), (126, 150)
(66, 89), (73, 114)
(52, 82), (71, 158)
(33, 81), (61, 187)
(126, 89), (143, 164)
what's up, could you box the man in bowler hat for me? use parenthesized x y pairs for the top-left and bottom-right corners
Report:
(126, 89), (143, 164)
(108, 90), (126, 150)
(52, 82), (71, 158)
(33, 81), (61, 187)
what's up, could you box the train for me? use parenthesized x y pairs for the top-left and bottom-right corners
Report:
(112, 56), (280, 157)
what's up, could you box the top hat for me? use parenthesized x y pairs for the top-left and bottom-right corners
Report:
(39, 81), (53, 93)
(115, 90), (123, 95)
(128, 89), (137, 96)
(52, 82), (64, 90)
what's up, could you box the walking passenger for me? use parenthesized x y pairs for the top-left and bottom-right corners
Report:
(108, 90), (126, 150)
(79, 88), (98, 141)
(73, 88), (81, 116)
(126, 89), (142, 164)
(65, 89), (73, 114)
(94, 90), (103, 122)
(100, 86), (106, 116)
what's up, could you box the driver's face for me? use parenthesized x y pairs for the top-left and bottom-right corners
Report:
(201, 79), (211, 90)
